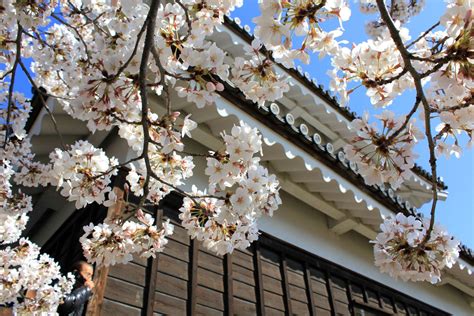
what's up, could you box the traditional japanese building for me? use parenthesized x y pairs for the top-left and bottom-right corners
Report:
(24, 16), (474, 316)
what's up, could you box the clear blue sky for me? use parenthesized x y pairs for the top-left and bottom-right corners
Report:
(231, 0), (474, 248)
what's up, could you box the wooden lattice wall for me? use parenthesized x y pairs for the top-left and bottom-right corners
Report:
(98, 195), (449, 316)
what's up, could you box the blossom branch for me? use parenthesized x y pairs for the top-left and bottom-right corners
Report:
(18, 59), (67, 150)
(406, 21), (440, 48)
(138, 0), (160, 209)
(3, 23), (22, 148)
(50, 13), (93, 63)
(376, 0), (439, 244)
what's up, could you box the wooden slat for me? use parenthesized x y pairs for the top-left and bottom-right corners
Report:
(264, 306), (285, 316)
(195, 303), (223, 316)
(304, 263), (316, 316)
(153, 292), (186, 315)
(104, 277), (144, 308)
(289, 284), (308, 303)
(102, 299), (141, 316)
(198, 251), (224, 274)
(166, 239), (190, 262)
(157, 253), (188, 280)
(232, 263), (255, 286)
(262, 274), (283, 295)
(187, 239), (199, 315)
(280, 255), (292, 315)
(224, 254), (234, 315)
(233, 297), (257, 315)
(263, 290), (285, 311)
(108, 262), (146, 287)
(196, 286), (225, 311)
(156, 272), (188, 299)
(232, 249), (254, 270)
(253, 243), (265, 316)
(233, 279), (257, 302)
(325, 271), (336, 316)
(197, 267), (224, 292)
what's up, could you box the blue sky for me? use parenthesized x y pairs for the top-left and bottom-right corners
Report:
(231, 0), (474, 248)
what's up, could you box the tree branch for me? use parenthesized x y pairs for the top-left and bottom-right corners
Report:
(18, 59), (67, 150)
(376, 0), (439, 244)
(3, 23), (22, 148)
(138, 0), (160, 209)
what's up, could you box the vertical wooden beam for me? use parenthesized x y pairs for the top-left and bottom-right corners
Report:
(391, 297), (398, 314)
(345, 280), (354, 315)
(361, 285), (369, 303)
(280, 255), (292, 315)
(224, 254), (234, 316)
(324, 271), (336, 316)
(85, 186), (125, 316)
(303, 263), (316, 316)
(253, 243), (265, 316)
(376, 291), (383, 310)
(142, 208), (163, 316)
(187, 239), (198, 315)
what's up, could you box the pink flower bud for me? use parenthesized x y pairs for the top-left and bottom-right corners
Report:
(215, 82), (225, 92)
(206, 82), (216, 92)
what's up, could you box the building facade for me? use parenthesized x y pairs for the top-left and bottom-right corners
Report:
(24, 17), (474, 316)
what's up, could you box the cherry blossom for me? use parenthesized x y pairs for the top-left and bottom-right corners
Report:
(50, 140), (119, 209)
(80, 212), (174, 266)
(179, 122), (281, 255)
(344, 111), (424, 189)
(253, 0), (351, 66)
(231, 40), (289, 106)
(373, 213), (459, 283)
(0, 238), (75, 314)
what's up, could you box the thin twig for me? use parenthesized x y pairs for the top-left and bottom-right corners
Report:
(113, 19), (148, 80)
(51, 12), (93, 63)
(18, 59), (67, 150)
(406, 21), (440, 48)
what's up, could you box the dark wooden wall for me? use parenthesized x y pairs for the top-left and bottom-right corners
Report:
(98, 198), (450, 316)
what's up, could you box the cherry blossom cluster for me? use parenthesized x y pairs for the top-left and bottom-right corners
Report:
(49, 140), (119, 209)
(0, 160), (32, 245)
(0, 238), (75, 314)
(80, 211), (174, 266)
(373, 213), (459, 283)
(426, 0), (473, 157)
(344, 111), (424, 189)
(179, 122), (281, 255)
(359, 0), (425, 37)
(230, 40), (290, 106)
(253, 0), (351, 66)
(329, 26), (413, 107)
(0, 92), (31, 141)
(125, 112), (197, 203)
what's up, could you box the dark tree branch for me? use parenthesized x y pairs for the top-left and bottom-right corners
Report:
(18, 59), (67, 150)
(138, 0), (160, 209)
(3, 23), (22, 148)
(376, 0), (439, 244)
